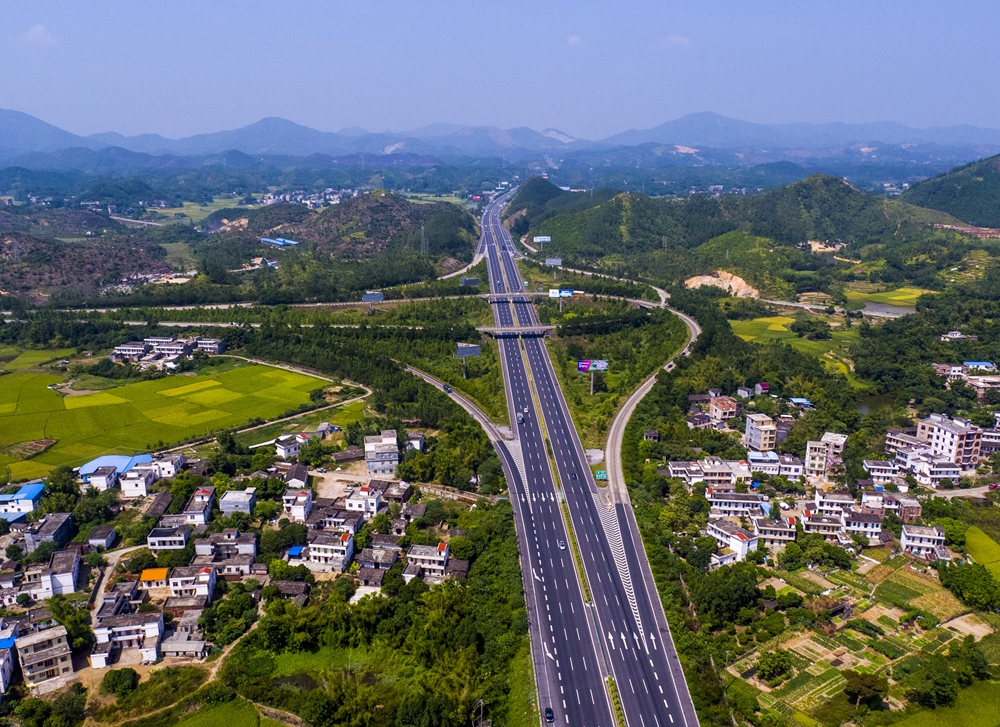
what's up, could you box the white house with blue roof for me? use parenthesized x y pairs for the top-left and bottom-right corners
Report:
(0, 482), (44, 522)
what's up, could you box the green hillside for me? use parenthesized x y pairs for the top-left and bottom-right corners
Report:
(901, 153), (1000, 227)
(513, 174), (1000, 296)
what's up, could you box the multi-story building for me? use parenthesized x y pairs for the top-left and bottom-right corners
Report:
(708, 396), (739, 422)
(0, 481), (44, 518)
(16, 626), (75, 694)
(814, 491), (855, 516)
(900, 524), (947, 559)
(192, 529), (257, 577)
(305, 531), (354, 571)
(805, 441), (829, 480)
(23, 513), (72, 554)
(845, 512), (884, 545)
(275, 433), (309, 460)
(345, 486), (382, 519)
(365, 430), (400, 475)
(220, 488), (257, 516)
(283, 489), (313, 522)
(745, 451), (804, 481)
(20, 551), (79, 600)
(404, 543), (450, 583)
(916, 413), (983, 468)
(752, 516), (797, 551)
(707, 519), (758, 562)
(0, 620), (16, 696)
(147, 525), (191, 556)
(744, 414), (777, 452)
(706, 488), (765, 518)
(863, 460), (899, 484)
(802, 511), (850, 545)
(195, 529), (257, 559)
(91, 612), (163, 667)
(885, 429), (924, 454)
(120, 466), (156, 497)
(113, 341), (149, 360)
(196, 338), (225, 354)
(886, 493), (922, 523)
(168, 566), (216, 601)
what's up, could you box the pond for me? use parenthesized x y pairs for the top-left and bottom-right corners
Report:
(857, 394), (895, 415)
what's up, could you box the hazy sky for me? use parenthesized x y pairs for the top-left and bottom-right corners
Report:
(3, 1), (998, 139)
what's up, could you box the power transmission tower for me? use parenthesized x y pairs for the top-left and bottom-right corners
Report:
(10, 238), (20, 263)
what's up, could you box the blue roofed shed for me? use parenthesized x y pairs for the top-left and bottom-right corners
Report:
(79, 454), (152, 481)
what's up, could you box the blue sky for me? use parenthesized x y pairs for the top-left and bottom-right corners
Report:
(3, 1), (997, 139)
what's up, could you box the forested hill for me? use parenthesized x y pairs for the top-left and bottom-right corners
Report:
(202, 193), (477, 259)
(900, 153), (1000, 227)
(506, 175), (994, 298)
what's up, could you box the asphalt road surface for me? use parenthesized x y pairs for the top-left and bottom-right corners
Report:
(480, 193), (700, 727)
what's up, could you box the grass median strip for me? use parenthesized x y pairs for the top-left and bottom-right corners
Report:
(606, 676), (627, 727)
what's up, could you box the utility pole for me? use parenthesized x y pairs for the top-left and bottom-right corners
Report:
(420, 224), (426, 255)
(590, 370), (595, 396)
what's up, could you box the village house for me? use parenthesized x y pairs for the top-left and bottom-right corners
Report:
(91, 612), (163, 667)
(900, 524), (948, 560)
(708, 396), (739, 422)
(751, 516), (797, 551)
(284, 464), (309, 489)
(844, 511), (884, 545)
(16, 626), (75, 694)
(365, 430), (400, 475)
(23, 513), (72, 554)
(147, 525), (191, 556)
(282, 489), (313, 522)
(220, 487), (257, 516)
(707, 488), (765, 518)
(744, 413), (777, 452)
(707, 519), (758, 563)
(404, 543), (450, 584)
(346, 486), (382, 519)
(87, 524), (117, 551)
(304, 531), (354, 572)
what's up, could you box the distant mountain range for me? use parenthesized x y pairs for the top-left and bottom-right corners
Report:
(2, 108), (1000, 171)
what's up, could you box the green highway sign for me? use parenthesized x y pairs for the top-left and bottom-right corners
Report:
(595, 470), (607, 481)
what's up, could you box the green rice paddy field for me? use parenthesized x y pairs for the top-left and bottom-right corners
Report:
(0, 362), (325, 481)
(966, 526), (1000, 579)
(843, 286), (935, 307)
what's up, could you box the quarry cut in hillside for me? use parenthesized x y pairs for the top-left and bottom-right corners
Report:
(684, 270), (759, 298)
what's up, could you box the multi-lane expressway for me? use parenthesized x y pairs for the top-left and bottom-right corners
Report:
(480, 194), (700, 727)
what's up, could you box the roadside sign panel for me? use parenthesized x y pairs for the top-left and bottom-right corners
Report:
(545, 257), (562, 266)
(455, 343), (481, 358)
(559, 289), (574, 298)
(595, 470), (607, 481)
(591, 360), (609, 371)
(361, 291), (384, 303)
(577, 360), (591, 372)
(549, 289), (560, 298)
(534, 236), (551, 243)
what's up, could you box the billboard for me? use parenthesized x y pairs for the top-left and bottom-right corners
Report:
(576, 360), (609, 372)
(549, 289), (574, 298)
(534, 236), (551, 243)
(459, 277), (479, 287)
(455, 343), (481, 358)
(361, 291), (384, 303)
(545, 257), (563, 267)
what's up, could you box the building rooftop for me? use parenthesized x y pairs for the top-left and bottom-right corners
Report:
(16, 624), (68, 648)
(140, 568), (170, 582)
(89, 525), (115, 539)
